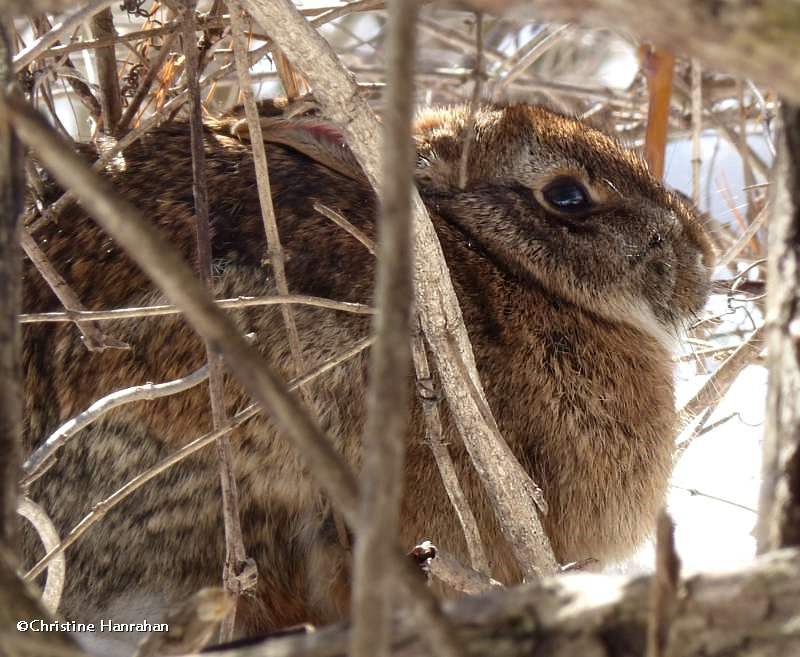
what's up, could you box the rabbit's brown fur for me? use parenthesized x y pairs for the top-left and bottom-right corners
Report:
(21, 104), (713, 638)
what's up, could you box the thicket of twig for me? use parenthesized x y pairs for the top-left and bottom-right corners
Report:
(5, 0), (774, 654)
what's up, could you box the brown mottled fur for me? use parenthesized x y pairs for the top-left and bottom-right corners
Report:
(21, 104), (713, 638)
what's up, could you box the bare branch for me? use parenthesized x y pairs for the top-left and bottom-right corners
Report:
(90, 7), (122, 133)
(679, 324), (766, 427)
(13, 0), (118, 73)
(19, 294), (374, 323)
(426, 546), (501, 595)
(647, 510), (681, 657)
(168, 548), (800, 657)
(22, 363), (210, 486)
(758, 103), (800, 553)
(16, 497), (65, 614)
(176, 0), (253, 637)
(351, 2), (417, 656)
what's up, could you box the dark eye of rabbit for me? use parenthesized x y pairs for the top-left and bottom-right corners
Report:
(542, 177), (593, 213)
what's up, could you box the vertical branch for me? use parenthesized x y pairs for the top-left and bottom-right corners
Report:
(90, 7), (122, 134)
(177, 0), (253, 639)
(641, 45), (674, 179)
(411, 330), (488, 574)
(226, 0), (315, 412)
(0, 15), (23, 549)
(351, 2), (417, 656)
(757, 103), (800, 553)
(646, 510), (681, 657)
(690, 59), (702, 205)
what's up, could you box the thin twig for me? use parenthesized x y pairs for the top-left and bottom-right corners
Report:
(23, 335), (373, 583)
(646, 510), (681, 657)
(411, 330), (489, 574)
(671, 484), (758, 514)
(227, 0), (315, 414)
(13, 0), (118, 73)
(492, 24), (571, 96)
(116, 32), (179, 135)
(19, 294), (374, 323)
(717, 205), (769, 268)
(16, 497), (64, 614)
(314, 202), (376, 256)
(679, 324), (766, 429)
(19, 228), (128, 352)
(690, 59), (702, 205)
(457, 13), (482, 191)
(22, 364), (210, 486)
(178, 0), (252, 638)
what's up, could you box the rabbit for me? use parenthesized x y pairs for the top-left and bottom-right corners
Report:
(20, 102), (714, 643)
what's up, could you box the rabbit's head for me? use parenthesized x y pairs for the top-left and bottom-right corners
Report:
(414, 104), (714, 347)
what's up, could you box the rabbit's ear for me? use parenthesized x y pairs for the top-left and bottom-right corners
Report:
(232, 116), (366, 184)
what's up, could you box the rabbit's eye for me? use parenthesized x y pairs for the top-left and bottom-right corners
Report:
(541, 178), (593, 213)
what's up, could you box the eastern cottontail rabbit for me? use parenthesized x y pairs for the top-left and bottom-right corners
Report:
(21, 103), (713, 642)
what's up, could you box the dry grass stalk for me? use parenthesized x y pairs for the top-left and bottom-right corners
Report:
(227, 0), (315, 413)
(19, 293), (374, 323)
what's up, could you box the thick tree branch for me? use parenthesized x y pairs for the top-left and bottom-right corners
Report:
(196, 548), (800, 657)
(351, 2), (417, 656)
(758, 103), (800, 553)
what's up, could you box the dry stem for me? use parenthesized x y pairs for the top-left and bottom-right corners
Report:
(227, 0), (315, 412)
(177, 0), (251, 637)
(19, 293), (373, 323)
(351, 2), (417, 656)
(22, 363), (210, 486)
